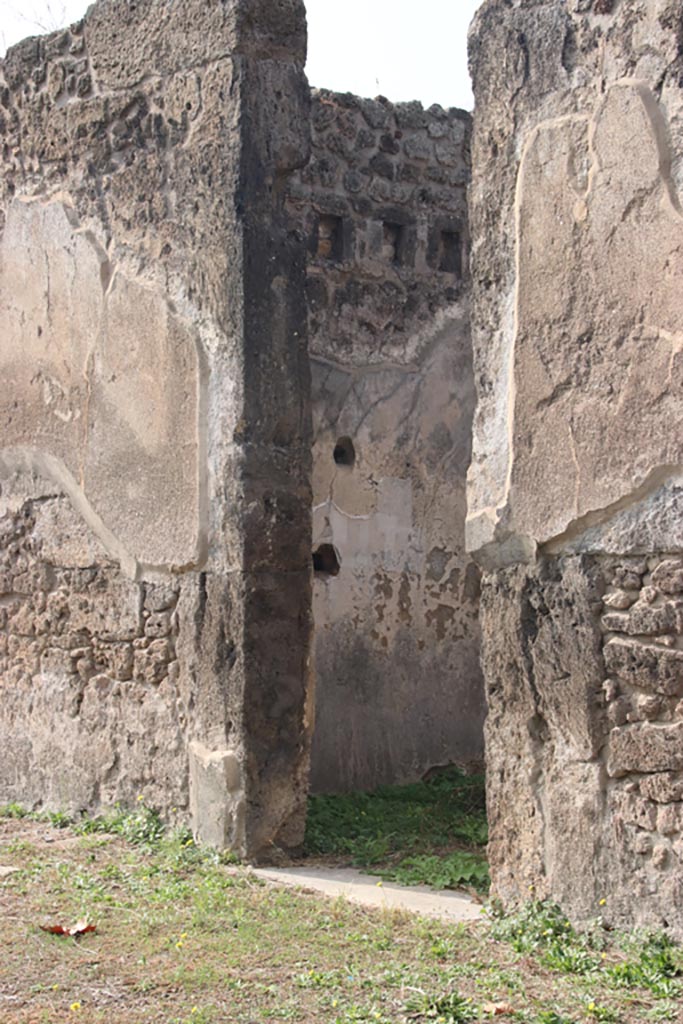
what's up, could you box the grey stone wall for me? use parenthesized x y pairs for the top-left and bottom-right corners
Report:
(288, 91), (484, 793)
(0, 0), (313, 859)
(468, 0), (683, 934)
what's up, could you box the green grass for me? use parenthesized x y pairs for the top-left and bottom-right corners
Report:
(404, 989), (477, 1022)
(490, 900), (683, 1017)
(303, 768), (490, 892)
(0, 800), (239, 861)
(2, 770), (489, 893)
(74, 802), (166, 845)
(1, 809), (683, 1024)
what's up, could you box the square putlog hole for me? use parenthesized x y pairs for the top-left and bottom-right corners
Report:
(438, 230), (462, 275)
(382, 222), (403, 265)
(316, 214), (344, 262)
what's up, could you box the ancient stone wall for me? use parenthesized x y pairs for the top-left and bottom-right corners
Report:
(0, 0), (313, 858)
(468, 0), (683, 933)
(287, 91), (484, 793)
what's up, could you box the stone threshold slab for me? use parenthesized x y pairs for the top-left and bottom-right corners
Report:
(250, 866), (484, 923)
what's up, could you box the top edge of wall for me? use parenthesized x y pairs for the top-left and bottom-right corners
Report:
(1, 0), (308, 88)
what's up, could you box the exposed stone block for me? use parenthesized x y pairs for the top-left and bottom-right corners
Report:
(602, 600), (680, 636)
(612, 791), (658, 831)
(359, 98), (390, 130)
(404, 135), (433, 161)
(603, 639), (683, 697)
(603, 590), (638, 611)
(652, 559), (683, 595)
(640, 773), (683, 804)
(608, 723), (683, 778)
(653, 845), (670, 869)
(657, 803), (683, 836)
(628, 601), (681, 636)
(189, 741), (245, 852)
(634, 833), (653, 855)
(613, 567), (645, 591)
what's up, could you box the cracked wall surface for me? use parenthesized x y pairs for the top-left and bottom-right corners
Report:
(0, 197), (204, 573)
(288, 92), (484, 793)
(0, 0), (313, 858)
(469, 0), (683, 933)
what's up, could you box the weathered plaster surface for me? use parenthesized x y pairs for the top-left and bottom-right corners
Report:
(472, 82), (683, 563)
(0, 0), (312, 858)
(468, 0), (683, 933)
(0, 197), (203, 572)
(289, 92), (484, 792)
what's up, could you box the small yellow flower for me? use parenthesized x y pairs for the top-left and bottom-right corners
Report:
(191, 1009), (199, 1016)
(137, 794), (144, 802)
(70, 1003), (81, 1012)
(599, 898), (607, 906)
(176, 941), (184, 950)
(588, 1003), (596, 1012)
(376, 881), (383, 887)
(332, 1000), (338, 1008)
(51, 984), (59, 991)
(180, 932), (188, 939)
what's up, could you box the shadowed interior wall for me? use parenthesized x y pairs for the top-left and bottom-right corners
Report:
(288, 90), (484, 793)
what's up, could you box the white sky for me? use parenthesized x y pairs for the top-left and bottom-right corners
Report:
(0, 0), (481, 109)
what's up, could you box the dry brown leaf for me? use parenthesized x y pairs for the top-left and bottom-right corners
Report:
(481, 1002), (515, 1017)
(40, 920), (97, 937)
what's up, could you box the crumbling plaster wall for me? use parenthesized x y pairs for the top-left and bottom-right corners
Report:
(468, 0), (683, 933)
(0, 0), (313, 858)
(288, 91), (484, 793)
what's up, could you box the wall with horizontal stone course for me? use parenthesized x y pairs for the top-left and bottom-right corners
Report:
(469, 0), (683, 934)
(287, 90), (484, 793)
(0, 0), (313, 859)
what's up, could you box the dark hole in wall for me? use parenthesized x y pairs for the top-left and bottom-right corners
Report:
(316, 213), (344, 262)
(312, 544), (341, 576)
(333, 436), (356, 467)
(438, 230), (462, 275)
(382, 221), (403, 265)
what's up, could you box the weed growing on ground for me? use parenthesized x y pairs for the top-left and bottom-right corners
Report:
(304, 767), (489, 891)
(0, 801), (238, 868)
(605, 931), (683, 998)
(489, 898), (579, 953)
(2, 807), (682, 1024)
(388, 851), (489, 890)
(490, 899), (683, 1017)
(405, 988), (477, 1022)
(74, 802), (166, 847)
(0, 802), (29, 819)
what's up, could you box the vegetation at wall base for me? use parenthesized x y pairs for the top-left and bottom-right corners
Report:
(303, 767), (490, 893)
(2, 806), (682, 1024)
